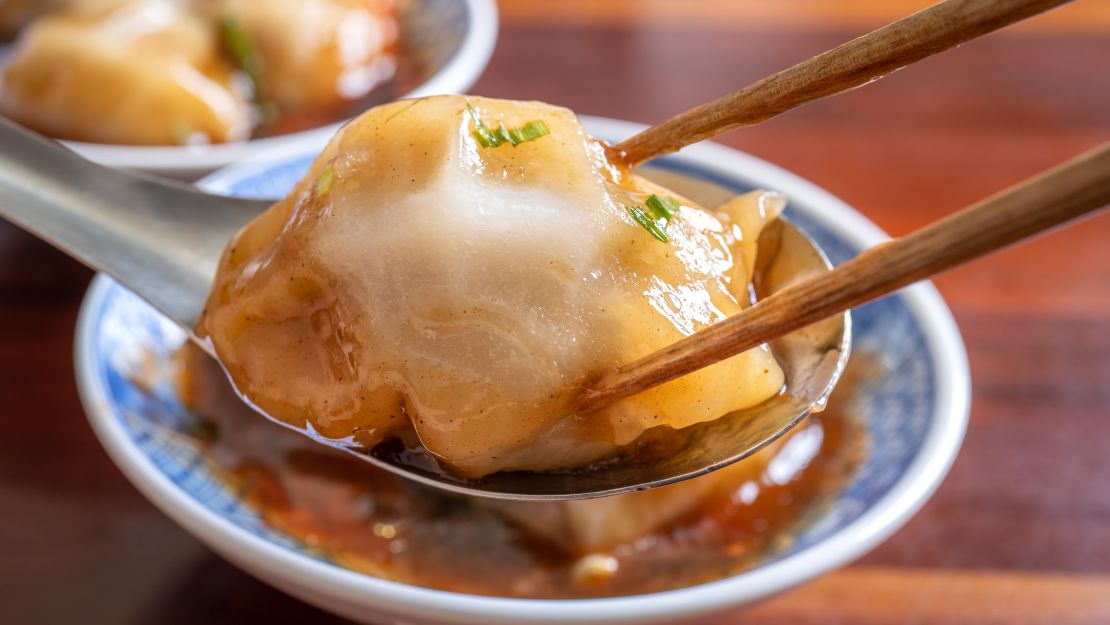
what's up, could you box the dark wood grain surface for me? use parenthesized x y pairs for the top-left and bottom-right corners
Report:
(2, 1), (1109, 623)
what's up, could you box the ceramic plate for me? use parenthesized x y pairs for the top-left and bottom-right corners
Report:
(75, 117), (970, 625)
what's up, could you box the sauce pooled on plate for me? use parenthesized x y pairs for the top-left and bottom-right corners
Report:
(175, 344), (868, 598)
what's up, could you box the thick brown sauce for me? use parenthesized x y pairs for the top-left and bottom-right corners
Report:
(175, 345), (869, 598)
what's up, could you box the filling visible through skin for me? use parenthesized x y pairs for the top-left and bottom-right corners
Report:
(198, 95), (787, 478)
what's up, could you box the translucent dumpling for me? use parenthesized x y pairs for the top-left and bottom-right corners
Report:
(198, 95), (786, 478)
(205, 0), (398, 114)
(0, 0), (252, 145)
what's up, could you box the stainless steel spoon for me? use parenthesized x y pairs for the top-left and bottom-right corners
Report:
(0, 117), (847, 500)
(0, 119), (269, 333)
(0, 0), (1083, 499)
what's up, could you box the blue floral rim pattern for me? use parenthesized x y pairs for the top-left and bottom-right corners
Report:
(83, 143), (940, 596)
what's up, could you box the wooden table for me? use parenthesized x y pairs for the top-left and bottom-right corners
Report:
(2, 1), (1109, 623)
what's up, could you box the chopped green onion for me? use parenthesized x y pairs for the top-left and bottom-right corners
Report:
(219, 16), (278, 125)
(219, 17), (255, 76)
(508, 120), (551, 144)
(315, 164), (335, 196)
(646, 194), (680, 221)
(626, 205), (669, 242)
(384, 97), (427, 124)
(626, 195), (680, 242)
(493, 123), (516, 146)
(472, 125), (499, 148)
(466, 103), (498, 147)
(466, 102), (551, 148)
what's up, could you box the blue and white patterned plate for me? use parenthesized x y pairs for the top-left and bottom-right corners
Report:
(75, 117), (970, 625)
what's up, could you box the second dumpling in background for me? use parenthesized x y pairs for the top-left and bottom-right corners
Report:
(0, 0), (399, 145)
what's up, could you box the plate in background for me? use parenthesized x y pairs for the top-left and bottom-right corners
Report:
(5, 0), (498, 178)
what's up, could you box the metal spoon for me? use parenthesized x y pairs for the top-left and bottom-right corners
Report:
(0, 0), (1083, 500)
(0, 119), (268, 334)
(0, 118), (847, 500)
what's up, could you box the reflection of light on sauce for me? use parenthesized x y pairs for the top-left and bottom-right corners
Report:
(572, 554), (620, 588)
(767, 425), (824, 486)
(734, 480), (760, 505)
(673, 212), (733, 277)
(644, 276), (729, 335)
(372, 522), (397, 539)
(170, 345), (874, 599)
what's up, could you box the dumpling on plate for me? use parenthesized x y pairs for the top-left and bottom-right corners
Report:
(198, 95), (786, 478)
(203, 0), (399, 115)
(0, 0), (252, 145)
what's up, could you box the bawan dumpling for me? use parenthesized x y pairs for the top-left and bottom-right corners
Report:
(198, 95), (786, 478)
(0, 0), (397, 145)
(0, 0), (252, 145)
(205, 0), (398, 114)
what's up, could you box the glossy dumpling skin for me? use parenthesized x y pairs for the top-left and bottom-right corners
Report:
(207, 0), (398, 114)
(198, 95), (786, 478)
(0, 0), (251, 145)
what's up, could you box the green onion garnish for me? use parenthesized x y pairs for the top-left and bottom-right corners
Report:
(219, 16), (278, 125)
(646, 194), (680, 221)
(466, 103), (498, 146)
(384, 97), (427, 124)
(626, 195), (681, 242)
(493, 123), (516, 146)
(626, 205), (669, 242)
(472, 126), (498, 148)
(509, 120), (551, 144)
(466, 103), (550, 148)
(315, 164), (335, 196)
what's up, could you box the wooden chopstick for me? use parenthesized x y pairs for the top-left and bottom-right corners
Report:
(578, 142), (1110, 413)
(611, 0), (1074, 167)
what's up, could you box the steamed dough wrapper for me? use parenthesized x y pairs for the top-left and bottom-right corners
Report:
(198, 95), (786, 478)
(0, 0), (252, 145)
(209, 0), (399, 114)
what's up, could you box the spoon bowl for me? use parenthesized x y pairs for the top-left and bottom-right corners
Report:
(0, 117), (848, 499)
(0, 0), (1085, 501)
(362, 169), (851, 499)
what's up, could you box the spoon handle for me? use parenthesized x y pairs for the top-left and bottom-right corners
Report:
(0, 118), (267, 329)
(613, 0), (1073, 166)
(579, 141), (1110, 412)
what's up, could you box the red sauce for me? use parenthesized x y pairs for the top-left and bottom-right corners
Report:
(175, 345), (868, 598)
